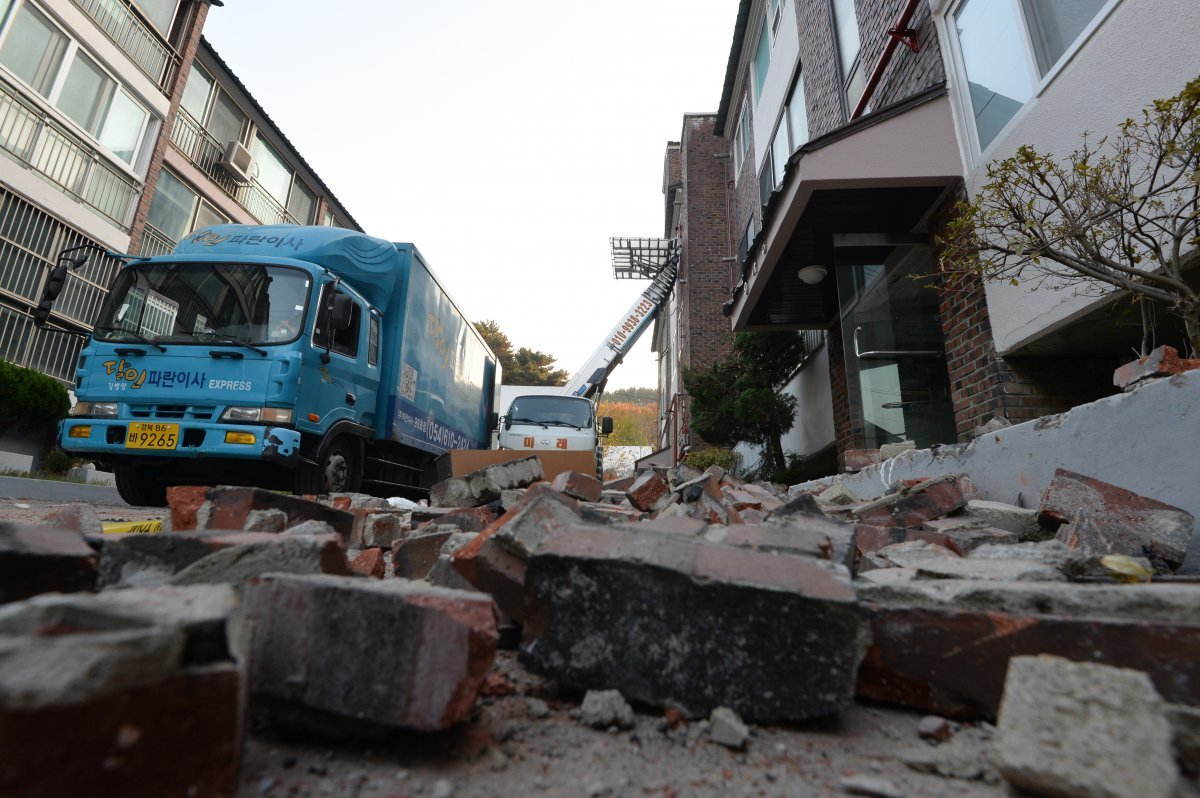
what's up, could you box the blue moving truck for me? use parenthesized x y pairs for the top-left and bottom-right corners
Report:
(53, 224), (499, 506)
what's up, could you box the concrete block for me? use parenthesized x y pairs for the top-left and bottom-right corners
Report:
(994, 656), (1178, 798)
(98, 531), (247, 589)
(417, 506), (497, 536)
(242, 574), (498, 731)
(551, 470), (603, 503)
(687, 491), (732, 525)
(168, 485), (354, 541)
(0, 522), (97, 603)
(0, 595), (241, 797)
(38, 502), (103, 536)
(521, 526), (867, 722)
(451, 535), (527, 619)
(965, 499), (1046, 541)
(350, 548), (385, 579)
(431, 456), (543, 508)
(579, 689), (635, 730)
(879, 440), (916, 460)
(427, 532), (481, 592)
(723, 484), (784, 513)
(1039, 469), (1194, 570)
(493, 488), (583, 559)
(665, 463), (702, 487)
(856, 581), (1200, 717)
(713, 516), (855, 572)
(624, 471), (672, 512)
(709, 706), (749, 749)
(359, 511), (408, 548)
(817, 482), (859, 506)
(169, 533), (349, 588)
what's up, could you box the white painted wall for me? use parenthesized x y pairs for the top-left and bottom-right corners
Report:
(936, 0), (1200, 354)
(779, 343), (836, 457)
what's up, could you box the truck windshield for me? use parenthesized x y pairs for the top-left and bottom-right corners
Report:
(92, 262), (311, 346)
(507, 396), (593, 429)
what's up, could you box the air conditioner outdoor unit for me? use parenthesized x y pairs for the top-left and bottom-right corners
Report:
(218, 140), (254, 182)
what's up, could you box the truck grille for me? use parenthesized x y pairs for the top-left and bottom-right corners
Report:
(129, 404), (216, 421)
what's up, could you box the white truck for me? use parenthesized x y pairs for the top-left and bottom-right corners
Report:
(494, 238), (678, 476)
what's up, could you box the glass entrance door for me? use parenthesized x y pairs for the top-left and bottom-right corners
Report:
(836, 244), (956, 450)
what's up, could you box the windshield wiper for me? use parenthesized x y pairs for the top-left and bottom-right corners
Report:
(510, 417), (582, 428)
(92, 325), (166, 352)
(193, 332), (267, 357)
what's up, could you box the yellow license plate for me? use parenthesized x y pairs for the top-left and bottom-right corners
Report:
(125, 422), (179, 450)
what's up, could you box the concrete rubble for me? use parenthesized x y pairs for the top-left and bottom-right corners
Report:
(2, 382), (1199, 794)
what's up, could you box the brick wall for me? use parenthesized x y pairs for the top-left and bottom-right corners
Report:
(679, 114), (736, 375)
(794, 0), (845, 138)
(730, 86), (760, 255)
(856, 0), (945, 111)
(128, 1), (211, 254)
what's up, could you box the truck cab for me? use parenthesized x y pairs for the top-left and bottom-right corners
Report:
(496, 393), (613, 475)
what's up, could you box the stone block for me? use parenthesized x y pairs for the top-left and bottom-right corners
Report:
(168, 485), (354, 541)
(624, 471), (672, 512)
(551, 470), (603, 503)
(579, 689), (634, 730)
(242, 574), (498, 731)
(1113, 344), (1200, 389)
(1038, 469), (1194, 570)
(709, 706), (749, 749)
(38, 503), (103, 536)
(994, 656), (1178, 798)
(964, 499), (1047, 541)
(851, 475), (971, 528)
(0, 595), (241, 798)
(0, 522), (97, 603)
(350, 548), (385, 579)
(856, 581), (1200, 717)
(170, 533), (349, 588)
(521, 526), (867, 722)
(393, 529), (456, 579)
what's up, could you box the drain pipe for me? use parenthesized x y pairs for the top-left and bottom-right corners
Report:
(850, 0), (922, 120)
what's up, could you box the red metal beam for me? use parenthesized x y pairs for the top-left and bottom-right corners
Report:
(850, 0), (922, 120)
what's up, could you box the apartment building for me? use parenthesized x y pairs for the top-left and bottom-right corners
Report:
(693, 0), (1199, 474)
(0, 0), (210, 383)
(135, 37), (359, 261)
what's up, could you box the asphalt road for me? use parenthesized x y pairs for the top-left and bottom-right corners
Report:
(0, 474), (125, 504)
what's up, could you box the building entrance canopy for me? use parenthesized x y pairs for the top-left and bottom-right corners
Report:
(730, 88), (964, 331)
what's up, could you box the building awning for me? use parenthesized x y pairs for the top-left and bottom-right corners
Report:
(730, 88), (964, 331)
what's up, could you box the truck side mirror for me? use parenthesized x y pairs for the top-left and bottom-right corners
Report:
(488, 412), (499, 430)
(601, 416), (614, 435)
(329, 293), (354, 330)
(33, 263), (70, 326)
(501, 415), (511, 430)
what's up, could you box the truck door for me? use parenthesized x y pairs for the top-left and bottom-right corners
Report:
(302, 285), (377, 436)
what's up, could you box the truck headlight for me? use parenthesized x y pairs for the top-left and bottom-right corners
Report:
(220, 406), (293, 424)
(69, 402), (117, 418)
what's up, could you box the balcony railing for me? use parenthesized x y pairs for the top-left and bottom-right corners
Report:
(138, 223), (176, 257)
(70, 0), (180, 91)
(0, 76), (139, 229)
(170, 109), (299, 227)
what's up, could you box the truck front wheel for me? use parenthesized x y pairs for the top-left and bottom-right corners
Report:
(114, 464), (168, 507)
(294, 435), (362, 495)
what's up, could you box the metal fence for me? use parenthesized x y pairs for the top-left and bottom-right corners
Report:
(170, 109), (299, 227)
(0, 77), (139, 229)
(70, 0), (180, 91)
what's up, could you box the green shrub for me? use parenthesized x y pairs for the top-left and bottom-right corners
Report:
(0, 359), (70, 435)
(684, 447), (739, 473)
(41, 448), (79, 475)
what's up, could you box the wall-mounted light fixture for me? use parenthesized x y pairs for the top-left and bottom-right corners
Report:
(797, 264), (827, 285)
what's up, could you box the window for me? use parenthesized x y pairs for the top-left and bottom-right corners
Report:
(753, 18), (771, 101)
(313, 285), (361, 358)
(253, 134), (292, 205)
(181, 63), (248, 148)
(785, 73), (810, 150)
(0, 2), (152, 167)
(832, 0), (864, 110)
(953, 0), (1108, 151)
(131, 0), (179, 37)
(179, 63), (213, 120)
(733, 100), (751, 174)
(146, 169), (228, 241)
(287, 180), (316, 225)
(368, 314), (379, 366)
(770, 0), (783, 36)
(0, 3), (64, 95)
(770, 122), (789, 187)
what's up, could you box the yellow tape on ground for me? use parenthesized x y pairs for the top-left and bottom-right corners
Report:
(102, 519), (163, 534)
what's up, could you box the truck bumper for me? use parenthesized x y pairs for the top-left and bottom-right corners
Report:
(60, 419), (301, 467)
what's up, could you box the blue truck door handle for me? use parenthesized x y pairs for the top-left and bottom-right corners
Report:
(345, 393), (356, 406)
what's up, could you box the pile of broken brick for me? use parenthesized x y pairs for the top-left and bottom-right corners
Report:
(1, 454), (1198, 797)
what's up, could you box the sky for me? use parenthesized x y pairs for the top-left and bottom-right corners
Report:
(202, 0), (737, 391)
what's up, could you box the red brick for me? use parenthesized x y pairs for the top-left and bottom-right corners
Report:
(551, 470), (603, 503)
(166, 485), (206, 532)
(417, 506), (497, 535)
(1113, 345), (1200, 388)
(350, 549), (385, 579)
(852, 475), (971, 528)
(0, 523), (97, 602)
(168, 486), (354, 540)
(625, 471), (672, 512)
(37, 503), (102, 536)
